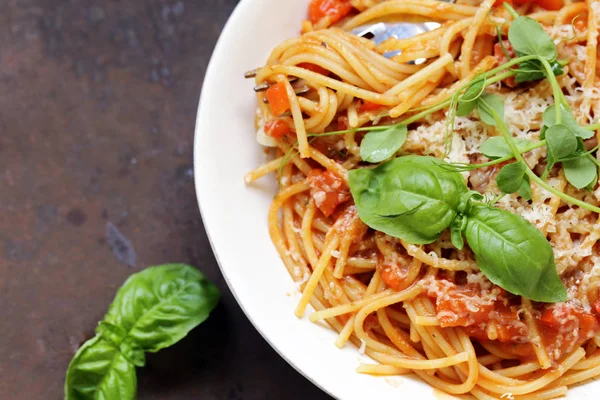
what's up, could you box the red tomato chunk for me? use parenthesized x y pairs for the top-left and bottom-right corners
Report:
(307, 170), (350, 217)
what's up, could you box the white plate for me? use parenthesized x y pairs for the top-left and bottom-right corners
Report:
(193, 1), (598, 398)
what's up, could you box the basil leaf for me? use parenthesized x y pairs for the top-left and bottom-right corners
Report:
(479, 137), (531, 159)
(508, 16), (557, 61)
(517, 175), (532, 201)
(349, 155), (468, 244)
(360, 124), (408, 163)
(543, 105), (594, 139)
(545, 124), (578, 160)
(464, 205), (567, 303)
(65, 336), (137, 400)
(496, 162), (527, 194)
(102, 264), (220, 354)
(450, 215), (467, 251)
(477, 93), (504, 126)
(563, 156), (598, 189)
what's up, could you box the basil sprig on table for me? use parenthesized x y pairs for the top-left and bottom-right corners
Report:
(65, 264), (220, 400)
(349, 155), (567, 303)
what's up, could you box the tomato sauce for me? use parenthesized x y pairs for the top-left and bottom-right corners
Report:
(425, 278), (600, 361)
(307, 170), (350, 217)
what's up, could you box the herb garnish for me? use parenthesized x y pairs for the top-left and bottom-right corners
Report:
(64, 264), (220, 400)
(349, 155), (567, 303)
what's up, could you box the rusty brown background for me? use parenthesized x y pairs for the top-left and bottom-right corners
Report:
(0, 0), (331, 398)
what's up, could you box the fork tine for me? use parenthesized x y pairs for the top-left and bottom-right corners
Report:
(244, 69), (259, 79)
(262, 85), (311, 102)
(253, 77), (299, 92)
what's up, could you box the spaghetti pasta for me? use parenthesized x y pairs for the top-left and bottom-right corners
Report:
(247, 0), (600, 398)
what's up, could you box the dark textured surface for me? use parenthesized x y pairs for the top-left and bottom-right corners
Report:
(0, 1), (331, 399)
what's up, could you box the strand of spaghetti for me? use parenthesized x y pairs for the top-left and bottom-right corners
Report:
(413, 316), (440, 326)
(244, 156), (284, 183)
(295, 234), (340, 317)
(348, 101), (359, 128)
(401, 241), (479, 271)
(283, 196), (309, 276)
(571, 352), (600, 370)
(440, 18), (473, 77)
(268, 182), (310, 277)
(309, 289), (394, 321)
(584, 0), (599, 89)
(555, 2), (588, 24)
(309, 32), (390, 92)
(477, 355), (502, 366)
(515, 386), (569, 400)
(296, 233), (340, 317)
(494, 361), (541, 378)
(384, 53), (454, 98)
(355, 364), (410, 375)
(332, 235), (352, 278)
(335, 270), (381, 348)
(308, 146), (349, 182)
(521, 298), (552, 369)
(283, 79), (309, 158)
(411, 299), (478, 388)
(376, 23), (450, 53)
(342, 0), (479, 31)
(302, 86), (337, 132)
(551, 360), (600, 386)
(389, 70), (446, 118)
(283, 52), (371, 88)
(394, 49), (440, 64)
(377, 306), (424, 358)
(301, 200), (319, 267)
(480, 342), (518, 360)
(319, 29), (405, 89)
(476, 348), (585, 395)
(256, 65), (397, 105)
(460, 0), (494, 79)
(422, 55), (496, 107)
(353, 286), (426, 356)
(369, 349), (469, 370)
(386, 307), (411, 326)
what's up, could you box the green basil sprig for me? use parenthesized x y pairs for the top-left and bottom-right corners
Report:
(349, 155), (567, 303)
(465, 205), (564, 301)
(65, 264), (220, 400)
(349, 156), (467, 244)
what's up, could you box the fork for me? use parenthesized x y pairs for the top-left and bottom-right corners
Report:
(245, 0), (454, 89)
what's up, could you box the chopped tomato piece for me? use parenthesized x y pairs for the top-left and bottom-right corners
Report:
(425, 279), (528, 343)
(494, 0), (512, 7)
(594, 299), (600, 315)
(337, 116), (349, 130)
(308, 0), (353, 25)
(298, 63), (330, 76)
(359, 100), (383, 113)
(265, 119), (291, 139)
(514, 0), (563, 11)
(266, 81), (291, 117)
(493, 40), (516, 66)
(494, 1), (563, 11)
(307, 169), (350, 217)
(493, 41), (517, 87)
(538, 303), (600, 360)
(379, 255), (411, 291)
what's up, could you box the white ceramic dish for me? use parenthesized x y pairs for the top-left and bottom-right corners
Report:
(194, 1), (597, 398)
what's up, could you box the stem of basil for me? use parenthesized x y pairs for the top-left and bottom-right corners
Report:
(464, 140), (547, 170)
(481, 98), (600, 213)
